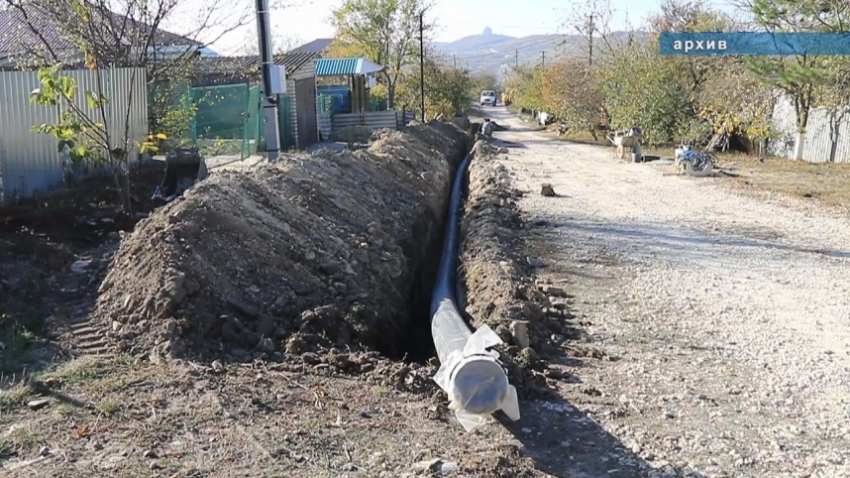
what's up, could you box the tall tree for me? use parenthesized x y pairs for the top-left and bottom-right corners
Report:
(327, 0), (433, 109)
(541, 59), (604, 139)
(2, 0), (263, 156)
(561, 0), (617, 60)
(395, 48), (472, 119)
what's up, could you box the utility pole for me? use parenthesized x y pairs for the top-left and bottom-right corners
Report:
(453, 54), (457, 69)
(588, 14), (594, 65)
(541, 50), (545, 67)
(515, 49), (518, 68)
(419, 9), (425, 122)
(255, 0), (279, 161)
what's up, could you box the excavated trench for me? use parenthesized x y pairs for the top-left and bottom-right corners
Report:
(380, 129), (475, 363)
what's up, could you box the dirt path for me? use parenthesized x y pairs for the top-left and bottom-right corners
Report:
(487, 107), (850, 477)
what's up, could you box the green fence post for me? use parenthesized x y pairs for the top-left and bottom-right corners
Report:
(241, 83), (250, 159)
(189, 86), (198, 146)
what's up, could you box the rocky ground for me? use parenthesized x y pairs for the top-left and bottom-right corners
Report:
(484, 106), (850, 478)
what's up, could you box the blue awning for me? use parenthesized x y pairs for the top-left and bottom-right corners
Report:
(315, 57), (384, 76)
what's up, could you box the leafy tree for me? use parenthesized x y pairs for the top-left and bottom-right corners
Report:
(648, 0), (739, 94)
(646, 0), (776, 144)
(506, 66), (545, 111)
(596, 37), (692, 144)
(697, 60), (777, 150)
(30, 66), (139, 212)
(540, 59), (604, 138)
(395, 49), (472, 119)
(2, 0), (252, 78)
(468, 72), (499, 98)
(327, 0), (433, 109)
(3, 0), (261, 153)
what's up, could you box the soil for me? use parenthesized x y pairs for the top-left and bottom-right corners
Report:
(458, 140), (568, 398)
(328, 125), (381, 143)
(1, 119), (575, 477)
(0, 166), (163, 369)
(93, 122), (469, 363)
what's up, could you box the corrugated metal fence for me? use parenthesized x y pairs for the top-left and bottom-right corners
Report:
(316, 110), (415, 143)
(770, 95), (850, 163)
(333, 111), (399, 130)
(317, 111), (399, 140)
(0, 67), (148, 201)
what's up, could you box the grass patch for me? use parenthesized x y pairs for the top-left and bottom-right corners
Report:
(644, 146), (850, 209)
(0, 384), (32, 411)
(46, 355), (142, 395)
(6, 425), (45, 449)
(95, 398), (123, 415)
(48, 355), (132, 384)
(718, 155), (850, 207)
(554, 129), (610, 146)
(0, 299), (44, 374)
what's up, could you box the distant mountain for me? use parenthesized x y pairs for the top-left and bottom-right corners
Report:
(434, 27), (644, 79)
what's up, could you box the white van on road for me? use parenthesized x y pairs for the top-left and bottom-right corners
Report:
(479, 90), (496, 106)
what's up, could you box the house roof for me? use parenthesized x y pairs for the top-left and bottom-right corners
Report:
(0, 2), (201, 60)
(193, 51), (320, 79)
(288, 38), (332, 54)
(315, 57), (384, 76)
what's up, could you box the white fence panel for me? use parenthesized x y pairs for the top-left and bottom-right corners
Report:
(770, 95), (850, 163)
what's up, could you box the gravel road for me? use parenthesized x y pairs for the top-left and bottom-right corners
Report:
(488, 107), (850, 478)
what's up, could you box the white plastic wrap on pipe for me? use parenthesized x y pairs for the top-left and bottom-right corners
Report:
(430, 144), (520, 432)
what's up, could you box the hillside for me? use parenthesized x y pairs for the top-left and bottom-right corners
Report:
(433, 27), (643, 79)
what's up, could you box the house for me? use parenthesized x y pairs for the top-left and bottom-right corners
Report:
(191, 39), (335, 149)
(0, 2), (206, 70)
(190, 39), (333, 86)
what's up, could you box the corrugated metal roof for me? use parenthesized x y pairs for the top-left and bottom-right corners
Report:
(193, 51), (319, 79)
(278, 52), (320, 75)
(0, 3), (199, 59)
(315, 58), (360, 76)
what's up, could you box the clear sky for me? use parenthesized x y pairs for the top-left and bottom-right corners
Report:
(205, 0), (737, 55)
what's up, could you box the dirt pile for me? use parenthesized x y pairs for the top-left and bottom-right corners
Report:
(93, 122), (468, 362)
(458, 139), (568, 397)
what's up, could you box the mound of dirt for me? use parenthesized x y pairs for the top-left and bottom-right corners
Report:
(94, 122), (468, 362)
(459, 140), (567, 398)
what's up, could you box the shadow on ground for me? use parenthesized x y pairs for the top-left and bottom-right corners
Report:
(549, 219), (850, 259)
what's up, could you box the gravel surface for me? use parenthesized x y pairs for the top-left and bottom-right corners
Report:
(487, 107), (850, 478)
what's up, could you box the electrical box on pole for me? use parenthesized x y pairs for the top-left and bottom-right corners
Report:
(255, 0), (280, 162)
(269, 65), (287, 94)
